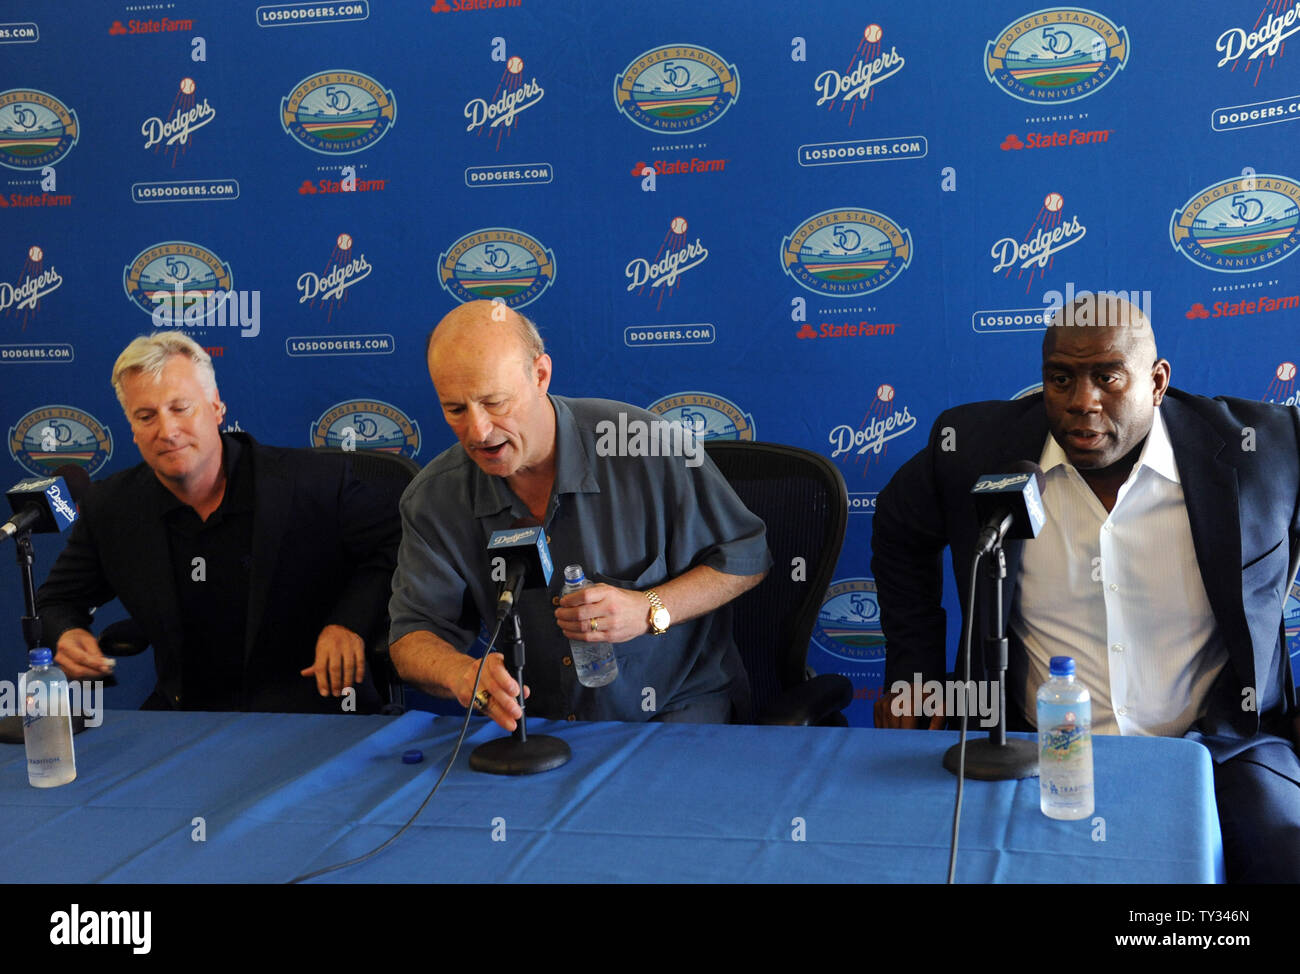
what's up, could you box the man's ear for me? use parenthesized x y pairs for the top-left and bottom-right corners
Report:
(533, 353), (552, 395)
(1152, 358), (1171, 406)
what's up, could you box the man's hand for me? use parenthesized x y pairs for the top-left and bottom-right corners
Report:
(451, 651), (528, 732)
(300, 624), (365, 697)
(873, 690), (945, 730)
(53, 627), (115, 680)
(555, 583), (649, 644)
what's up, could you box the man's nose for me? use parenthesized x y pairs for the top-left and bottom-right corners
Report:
(1067, 378), (1101, 412)
(158, 411), (182, 437)
(466, 405), (493, 441)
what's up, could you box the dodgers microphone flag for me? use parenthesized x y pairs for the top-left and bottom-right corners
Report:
(487, 525), (554, 588)
(3, 476), (79, 541)
(971, 470), (1046, 543)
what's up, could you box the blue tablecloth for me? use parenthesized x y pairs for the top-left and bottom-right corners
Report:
(0, 711), (1223, 883)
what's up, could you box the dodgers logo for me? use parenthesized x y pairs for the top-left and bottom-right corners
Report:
(781, 208), (912, 297)
(465, 53), (544, 150)
(828, 383), (917, 472)
(646, 392), (755, 441)
(626, 217), (708, 310)
(1170, 174), (1300, 273)
(297, 233), (372, 322)
(614, 44), (739, 133)
(123, 241), (233, 322)
(985, 7), (1129, 104)
(8, 405), (112, 478)
(1264, 362), (1299, 406)
(439, 227), (555, 308)
(0, 245), (63, 328)
(812, 578), (886, 664)
(815, 23), (905, 123)
(310, 399), (420, 457)
(1216, 1), (1299, 83)
(992, 192), (1087, 292)
(0, 89), (78, 170)
(141, 78), (215, 166)
(281, 71), (396, 155)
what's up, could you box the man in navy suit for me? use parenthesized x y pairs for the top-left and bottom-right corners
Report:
(872, 294), (1300, 882)
(36, 333), (402, 713)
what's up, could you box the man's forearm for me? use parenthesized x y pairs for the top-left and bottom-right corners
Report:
(653, 563), (766, 625)
(389, 630), (471, 699)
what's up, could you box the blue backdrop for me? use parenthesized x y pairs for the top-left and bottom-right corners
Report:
(3, 0), (1298, 723)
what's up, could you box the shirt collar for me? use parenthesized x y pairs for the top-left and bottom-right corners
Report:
(1038, 404), (1180, 485)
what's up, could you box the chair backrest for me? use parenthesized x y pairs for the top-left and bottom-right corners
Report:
(703, 440), (848, 717)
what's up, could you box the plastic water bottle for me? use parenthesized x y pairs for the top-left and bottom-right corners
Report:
(1037, 656), (1093, 820)
(21, 648), (77, 788)
(561, 564), (619, 688)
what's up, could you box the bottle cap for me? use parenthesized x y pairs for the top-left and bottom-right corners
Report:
(1049, 656), (1075, 677)
(563, 564), (585, 583)
(28, 648), (53, 667)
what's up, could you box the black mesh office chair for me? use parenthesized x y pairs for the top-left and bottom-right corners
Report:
(704, 440), (852, 726)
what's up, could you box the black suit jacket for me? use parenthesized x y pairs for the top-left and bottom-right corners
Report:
(36, 433), (403, 713)
(872, 389), (1300, 763)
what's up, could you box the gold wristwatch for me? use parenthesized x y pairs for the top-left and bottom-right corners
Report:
(645, 589), (670, 635)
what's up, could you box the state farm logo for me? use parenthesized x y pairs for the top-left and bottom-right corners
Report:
(626, 217), (708, 310)
(999, 127), (1111, 150)
(141, 78), (214, 166)
(1185, 292), (1300, 319)
(815, 23), (905, 123)
(0, 89), (78, 170)
(281, 71), (396, 155)
(985, 7), (1129, 104)
(991, 192), (1086, 292)
(828, 384), (917, 470)
(466, 52), (543, 150)
(0, 245), (62, 329)
(629, 156), (727, 178)
(109, 17), (194, 35)
(1215, 1), (1298, 83)
(614, 44), (739, 133)
(297, 233), (372, 322)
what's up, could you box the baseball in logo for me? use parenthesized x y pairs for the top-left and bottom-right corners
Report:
(297, 233), (373, 322)
(814, 23), (906, 122)
(625, 217), (709, 310)
(0, 245), (63, 329)
(465, 52), (544, 150)
(141, 77), (215, 166)
(990, 192), (1087, 293)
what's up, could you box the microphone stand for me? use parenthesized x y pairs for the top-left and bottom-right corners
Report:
(942, 541), (1037, 779)
(469, 605), (571, 775)
(1, 528), (86, 744)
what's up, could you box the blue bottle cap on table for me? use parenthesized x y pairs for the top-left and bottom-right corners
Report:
(1049, 656), (1075, 677)
(402, 749), (424, 764)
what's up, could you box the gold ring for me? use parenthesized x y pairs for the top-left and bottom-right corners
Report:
(589, 618), (598, 632)
(473, 690), (491, 711)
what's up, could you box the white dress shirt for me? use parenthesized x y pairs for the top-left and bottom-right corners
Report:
(1011, 406), (1228, 736)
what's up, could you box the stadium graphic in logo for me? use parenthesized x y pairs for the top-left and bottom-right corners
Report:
(812, 578), (886, 664)
(310, 399), (420, 458)
(438, 227), (555, 308)
(1170, 174), (1300, 273)
(646, 392), (755, 440)
(0, 89), (78, 170)
(781, 208), (912, 297)
(1287, 583), (1300, 669)
(281, 71), (396, 155)
(1264, 362), (1299, 406)
(815, 23), (905, 123)
(626, 217), (708, 310)
(8, 405), (112, 477)
(123, 241), (233, 322)
(985, 8), (1129, 104)
(614, 44), (739, 133)
(0, 245), (63, 329)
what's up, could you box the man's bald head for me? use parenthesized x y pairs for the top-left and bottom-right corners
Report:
(426, 300), (544, 377)
(1042, 293), (1157, 364)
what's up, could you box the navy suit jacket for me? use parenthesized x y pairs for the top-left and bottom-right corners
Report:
(36, 433), (403, 713)
(872, 388), (1300, 763)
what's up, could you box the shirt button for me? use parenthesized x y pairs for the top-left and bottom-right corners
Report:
(1108, 583), (1118, 592)
(1111, 644), (1124, 653)
(1116, 706), (1128, 717)
(1103, 524), (1112, 533)
(562, 656), (572, 667)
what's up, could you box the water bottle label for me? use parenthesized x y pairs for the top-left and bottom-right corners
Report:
(1040, 721), (1090, 761)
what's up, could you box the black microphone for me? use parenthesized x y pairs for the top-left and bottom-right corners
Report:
(2, 473), (80, 542)
(971, 461), (1046, 556)
(486, 526), (554, 621)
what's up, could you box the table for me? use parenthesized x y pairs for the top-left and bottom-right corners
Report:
(0, 711), (1223, 883)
